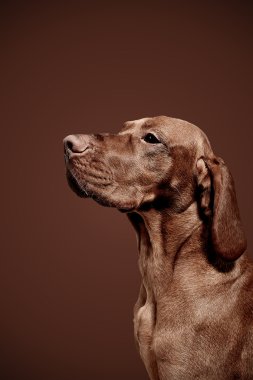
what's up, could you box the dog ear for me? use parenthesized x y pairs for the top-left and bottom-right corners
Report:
(196, 157), (247, 261)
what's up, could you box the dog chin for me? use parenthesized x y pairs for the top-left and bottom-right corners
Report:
(66, 171), (88, 198)
(86, 191), (138, 212)
(86, 192), (128, 209)
(66, 171), (138, 211)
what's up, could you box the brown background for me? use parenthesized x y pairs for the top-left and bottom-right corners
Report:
(1, 1), (252, 379)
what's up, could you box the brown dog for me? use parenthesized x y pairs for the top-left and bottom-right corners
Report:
(63, 116), (253, 380)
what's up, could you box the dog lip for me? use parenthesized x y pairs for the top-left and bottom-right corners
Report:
(119, 206), (136, 213)
(64, 153), (69, 163)
(64, 147), (90, 161)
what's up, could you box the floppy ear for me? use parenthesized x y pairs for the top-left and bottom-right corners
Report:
(197, 157), (247, 261)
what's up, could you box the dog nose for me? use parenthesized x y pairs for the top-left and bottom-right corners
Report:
(63, 135), (89, 154)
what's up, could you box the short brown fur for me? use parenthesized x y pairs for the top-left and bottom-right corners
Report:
(64, 116), (252, 380)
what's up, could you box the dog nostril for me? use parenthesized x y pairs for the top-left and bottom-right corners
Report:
(66, 140), (73, 152)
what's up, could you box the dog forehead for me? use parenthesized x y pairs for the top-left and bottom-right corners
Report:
(149, 116), (201, 137)
(120, 117), (150, 133)
(120, 116), (205, 146)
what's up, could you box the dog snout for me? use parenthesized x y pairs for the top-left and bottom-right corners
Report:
(63, 134), (90, 157)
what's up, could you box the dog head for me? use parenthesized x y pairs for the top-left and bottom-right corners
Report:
(64, 116), (246, 260)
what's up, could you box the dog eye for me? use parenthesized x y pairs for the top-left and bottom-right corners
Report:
(143, 133), (161, 144)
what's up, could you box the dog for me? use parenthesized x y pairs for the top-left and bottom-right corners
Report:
(63, 116), (253, 380)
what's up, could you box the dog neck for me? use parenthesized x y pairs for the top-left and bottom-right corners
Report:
(128, 201), (203, 297)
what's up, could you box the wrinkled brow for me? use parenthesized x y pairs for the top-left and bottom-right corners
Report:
(120, 118), (154, 135)
(119, 122), (135, 134)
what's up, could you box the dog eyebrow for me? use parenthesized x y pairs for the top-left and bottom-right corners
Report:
(140, 123), (153, 131)
(123, 121), (131, 128)
(119, 123), (135, 134)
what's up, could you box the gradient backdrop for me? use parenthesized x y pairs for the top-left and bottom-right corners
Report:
(1, 1), (252, 379)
